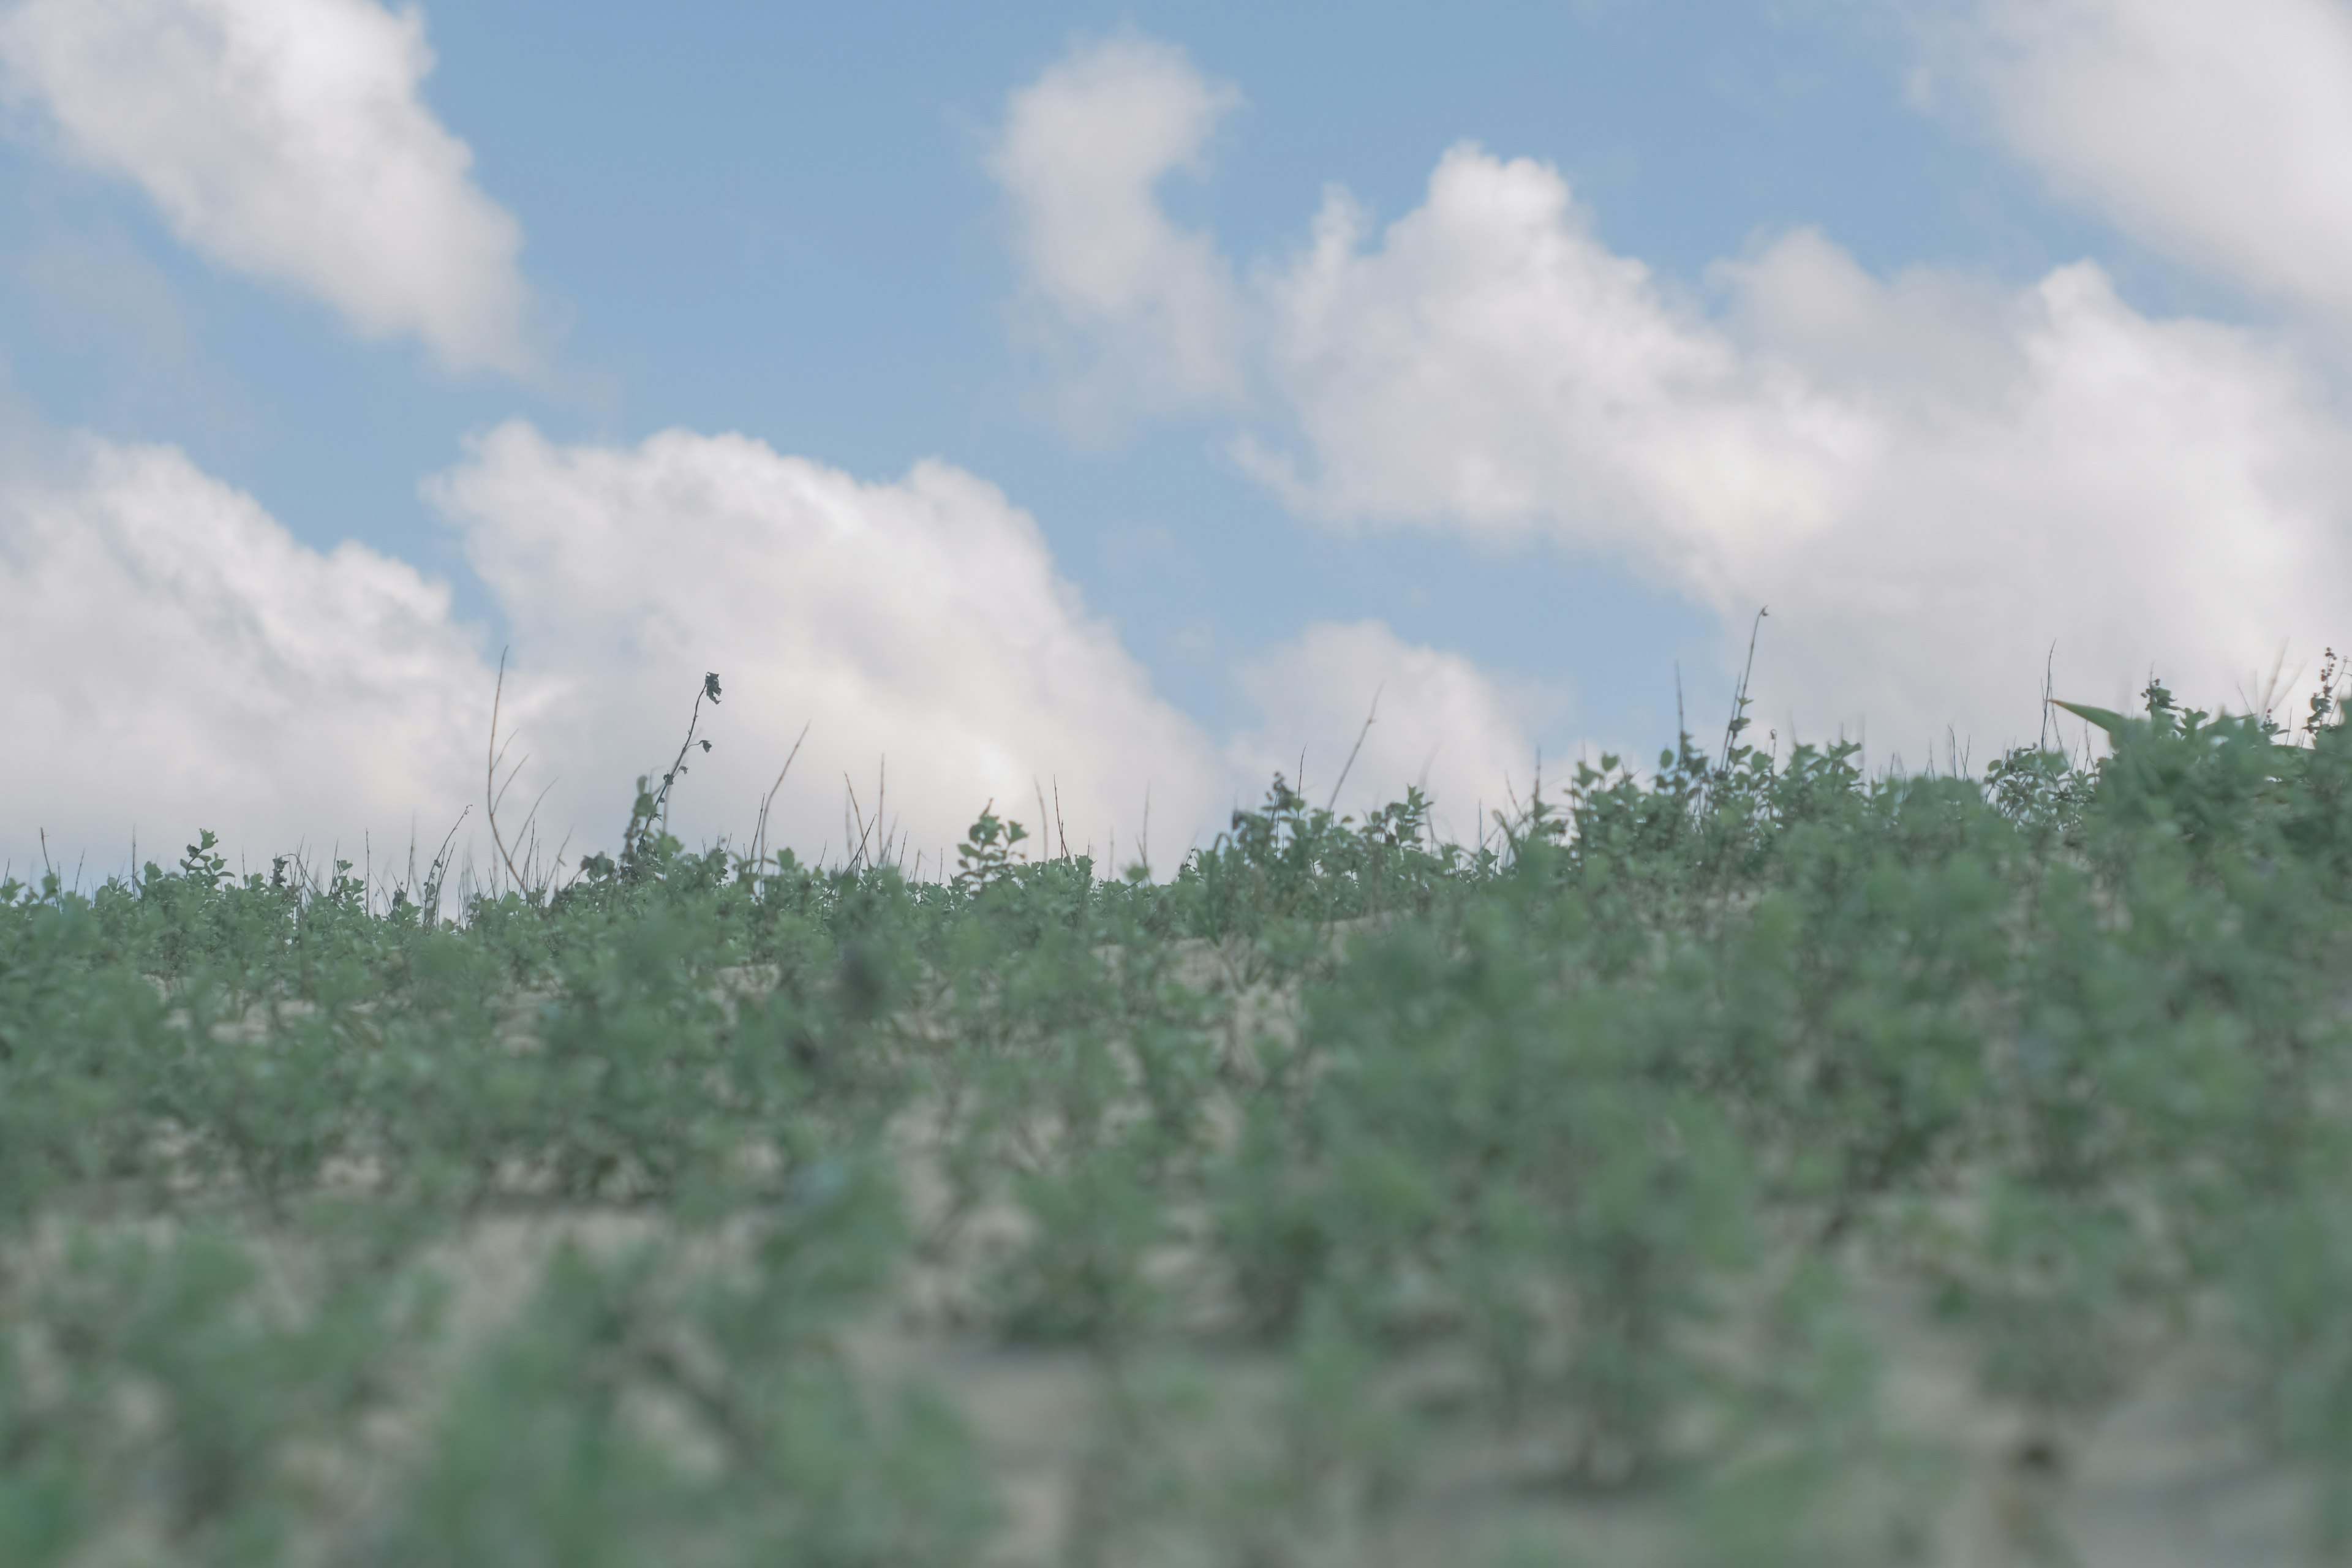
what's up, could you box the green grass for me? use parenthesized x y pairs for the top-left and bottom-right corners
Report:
(4, 672), (2351, 1564)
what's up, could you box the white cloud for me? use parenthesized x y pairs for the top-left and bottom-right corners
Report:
(0, 414), (1562, 878)
(1714, 230), (2352, 750)
(1244, 147), (2352, 753)
(989, 47), (2352, 758)
(0, 0), (536, 375)
(0, 431), (493, 881)
(426, 423), (1227, 873)
(2, 425), (1227, 879)
(1242, 148), (1877, 582)
(988, 34), (1246, 434)
(1227, 620), (1558, 840)
(1911, 0), (2352, 337)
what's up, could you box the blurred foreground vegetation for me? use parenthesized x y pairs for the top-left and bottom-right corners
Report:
(4, 676), (2352, 1565)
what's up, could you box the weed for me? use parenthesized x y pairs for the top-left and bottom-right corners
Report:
(3, 657), (2351, 1559)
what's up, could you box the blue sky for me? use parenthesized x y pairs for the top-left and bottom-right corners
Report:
(4, 0), (2350, 881)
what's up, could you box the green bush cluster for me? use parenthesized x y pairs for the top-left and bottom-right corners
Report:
(2, 673), (2350, 1562)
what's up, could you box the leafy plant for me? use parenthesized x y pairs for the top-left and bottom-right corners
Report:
(6, 646), (2352, 1560)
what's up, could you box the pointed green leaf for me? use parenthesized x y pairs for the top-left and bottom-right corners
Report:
(2049, 699), (2135, 739)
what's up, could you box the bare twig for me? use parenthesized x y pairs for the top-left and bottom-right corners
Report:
(2040, 644), (2057, 751)
(485, 649), (532, 895)
(652, 673), (723, 834)
(1719, 606), (1770, 777)
(513, 777), (560, 875)
(1327, 688), (1382, 812)
(752, 721), (812, 870)
(421, 807), (469, 924)
(845, 772), (876, 872)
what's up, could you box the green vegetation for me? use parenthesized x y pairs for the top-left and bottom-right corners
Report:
(4, 666), (2351, 1564)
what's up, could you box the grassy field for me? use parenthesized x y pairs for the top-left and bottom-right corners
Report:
(5, 672), (2351, 1566)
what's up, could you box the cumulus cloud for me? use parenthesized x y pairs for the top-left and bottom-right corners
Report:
(988, 34), (1247, 433)
(1241, 149), (1875, 581)
(0, 0), (537, 375)
(989, 31), (2352, 756)
(0, 431), (494, 881)
(1244, 149), (2352, 752)
(1909, 0), (2352, 339)
(1, 412), (1555, 881)
(1227, 620), (1558, 840)
(426, 422), (1226, 873)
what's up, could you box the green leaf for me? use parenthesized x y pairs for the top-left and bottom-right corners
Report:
(2049, 699), (2136, 739)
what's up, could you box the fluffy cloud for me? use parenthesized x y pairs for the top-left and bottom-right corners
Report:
(1909, 0), (2352, 337)
(0, 431), (492, 882)
(987, 34), (1246, 433)
(3, 410), (1545, 882)
(0, 0), (536, 375)
(1242, 149), (1875, 582)
(992, 35), (2352, 758)
(426, 422), (1226, 875)
(1249, 152), (2352, 752)
(1719, 232), (2352, 748)
(1227, 620), (1558, 842)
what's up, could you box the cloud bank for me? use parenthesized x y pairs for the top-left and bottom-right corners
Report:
(2, 423), (1524, 883)
(1254, 154), (2352, 750)
(993, 39), (2352, 758)
(428, 422), (1227, 874)
(0, 0), (537, 375)
(53, 22), (2346, 881)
